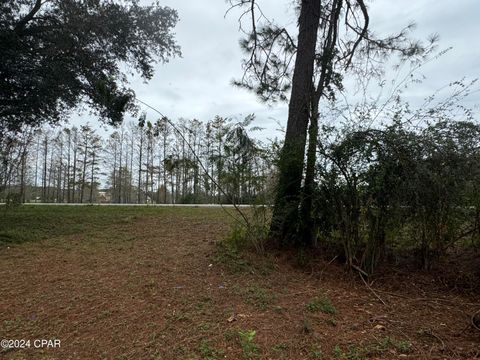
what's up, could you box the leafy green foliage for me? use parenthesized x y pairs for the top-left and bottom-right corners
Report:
(305, 297), (337, 315)
(314, 119), (480, 271)
(214, 240), (253, 273)
(225, 206), (270, 254)
(0, 0), (180, 132)
(240, 284), (274, 310)
(238, 329), (259, 360)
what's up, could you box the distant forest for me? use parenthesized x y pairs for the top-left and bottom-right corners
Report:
(0, 115), (277, 204)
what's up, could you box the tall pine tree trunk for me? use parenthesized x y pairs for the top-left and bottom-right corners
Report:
(299, 103), (319, 245)
(72, 139), (77, 203)
(90, 152), (95, 203)
(137, 130), (144, 204)
(65, 131), (71, 203)
(42, 137), (48, 201)
(118, 139), (123, 203)
(269, 0), (321, 244)
(19, 148), (27, 203)
(163, 135), (167, 203)
(79, 141), (88, 204)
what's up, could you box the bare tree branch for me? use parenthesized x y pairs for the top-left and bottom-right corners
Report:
(14, 0), (44, 35)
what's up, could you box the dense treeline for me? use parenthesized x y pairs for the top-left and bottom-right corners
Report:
(0, 115), (276, 205)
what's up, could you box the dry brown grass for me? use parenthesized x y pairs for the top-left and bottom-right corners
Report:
(0, 206), (478, 359)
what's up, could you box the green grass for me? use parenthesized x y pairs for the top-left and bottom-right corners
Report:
(333, 336), (412, 359)
(373, 336), (411, 354)
(309, 345), (324, 359)
(237, 284), (275, 310)
(0, 205), (224, 246)
(214, 240), (253, 273)
(199, 340), (224, 360)
(305, 297), (337, 315)
(334, 344), (361, 360)
(238, 329), (260, 360)
(213, 237), (274, 276)
(272, 342), (289, 352)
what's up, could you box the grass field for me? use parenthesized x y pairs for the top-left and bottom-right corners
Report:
(0, 206), (479, 359)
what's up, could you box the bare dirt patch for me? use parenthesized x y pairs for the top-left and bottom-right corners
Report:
(0, 207), (478, 359)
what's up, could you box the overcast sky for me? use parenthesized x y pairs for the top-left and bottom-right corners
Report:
(81, 0), (480, 138)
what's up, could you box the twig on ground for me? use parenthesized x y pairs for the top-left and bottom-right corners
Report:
(317, 255), (338, 278)
(421, 328), (446, 350)
(352, 265), (389, 307)
(374, 289), (480, 307)
(352, 264), (368, 277)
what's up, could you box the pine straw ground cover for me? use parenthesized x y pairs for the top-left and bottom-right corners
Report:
(0, 205), (478, 359)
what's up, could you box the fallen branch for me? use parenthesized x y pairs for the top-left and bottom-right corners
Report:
(421, 328), (446, 350)
(351, 264), (388, 307)
(374, 289), (480, 307)
(351, 264), (368, 277)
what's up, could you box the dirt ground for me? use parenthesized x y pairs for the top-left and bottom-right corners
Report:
(0, 207), (479, 359)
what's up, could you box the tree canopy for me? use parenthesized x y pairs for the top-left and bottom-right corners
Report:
(0, 0), (180, 133)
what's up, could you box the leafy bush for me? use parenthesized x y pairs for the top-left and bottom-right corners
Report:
(313, 120), (480, 272)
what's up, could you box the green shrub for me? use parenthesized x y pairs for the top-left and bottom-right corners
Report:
(306, 297), (337, 315)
